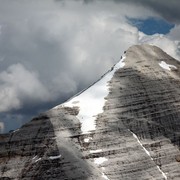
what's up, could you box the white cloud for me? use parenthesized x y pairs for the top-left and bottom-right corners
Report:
(0, 0), (142, 101)
(139, 32), (180, 60)
(169, 25), (180, 39)
(0, 63), (50, 112)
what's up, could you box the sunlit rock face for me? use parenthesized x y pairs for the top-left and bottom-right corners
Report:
(0, 44), (180, 179)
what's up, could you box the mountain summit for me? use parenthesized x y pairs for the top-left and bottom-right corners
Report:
(1, 44), (180, 179)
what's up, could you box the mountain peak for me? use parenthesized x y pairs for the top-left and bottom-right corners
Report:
(1, 44), (180, 179)
(126, 44), (178, 71)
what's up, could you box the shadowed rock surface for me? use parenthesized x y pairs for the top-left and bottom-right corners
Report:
(0, 44), (180, 179)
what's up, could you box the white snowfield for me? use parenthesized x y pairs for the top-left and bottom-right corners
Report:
(58, 55), (126, 134)
(159, 61), (177, 71)
(32, 155), (42, 163)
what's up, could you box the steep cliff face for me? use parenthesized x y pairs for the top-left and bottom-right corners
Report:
(0, 44), (180, 180)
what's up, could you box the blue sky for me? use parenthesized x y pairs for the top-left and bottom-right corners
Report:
(128, 17), (175, 35)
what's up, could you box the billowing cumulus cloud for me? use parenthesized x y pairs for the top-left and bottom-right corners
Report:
(0, 63), (51, 112)
(139, 33), (180, 60)
(168, 25), (180, 41)
(0, 0), (179, 132)
(0, 122), (4, 133)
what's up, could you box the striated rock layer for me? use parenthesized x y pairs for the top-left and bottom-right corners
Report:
(1, 44), (180, 179)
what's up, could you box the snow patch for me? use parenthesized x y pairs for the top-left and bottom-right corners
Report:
(90, 149), (102, 153)
(100, 167), (109, 180)
(51, 137), (57, 140)
(35, 158), (41, 163)
(49, 154), (61, 160)
(84, 137), (92, 143)
(32, 155), (42, 163)
(159, 61), (177, 71)
(32, 155), (38, 160)
(101, 167), (105, 170)
(102, 172), (110, 180)
(13, 129), (19, 133)
(55, 55), (126, 134)
(94, 157), (108, 165)
(129, 130), (167, 180)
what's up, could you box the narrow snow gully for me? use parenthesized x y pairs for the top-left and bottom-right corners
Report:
(128, 130), (167, 180)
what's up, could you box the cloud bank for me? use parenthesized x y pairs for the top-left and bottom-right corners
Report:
(0, 0), (179, 132)
(113, 0), (180, 23)
(0, 63), (51, 112)
(0, 122), (4, 133)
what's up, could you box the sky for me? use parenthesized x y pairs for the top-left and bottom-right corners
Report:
(0, 0), (180, 133)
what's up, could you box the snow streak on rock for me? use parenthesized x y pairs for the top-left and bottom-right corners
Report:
(102, 172), (110, 180)
(129, 130), (167, 180)
(35, 158), (41, 163)
(49, 155), (61, 160)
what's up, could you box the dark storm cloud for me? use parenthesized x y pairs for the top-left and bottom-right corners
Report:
(114, 0), (180, 23)
(82, 0), (180, 23)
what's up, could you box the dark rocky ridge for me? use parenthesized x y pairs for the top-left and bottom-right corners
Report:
(0, 44), (180, 179)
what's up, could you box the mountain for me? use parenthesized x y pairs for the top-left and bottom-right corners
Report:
(0, 44), (180, 180)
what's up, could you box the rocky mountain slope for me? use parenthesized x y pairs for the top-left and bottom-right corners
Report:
(0, 44), (180, 179)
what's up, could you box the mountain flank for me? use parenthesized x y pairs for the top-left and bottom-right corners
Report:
(0, 44), (180, 179)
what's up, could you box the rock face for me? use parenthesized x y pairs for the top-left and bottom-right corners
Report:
(1, 44), (180, 179)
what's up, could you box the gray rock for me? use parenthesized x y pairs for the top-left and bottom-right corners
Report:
(0, 44), (180, 179)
